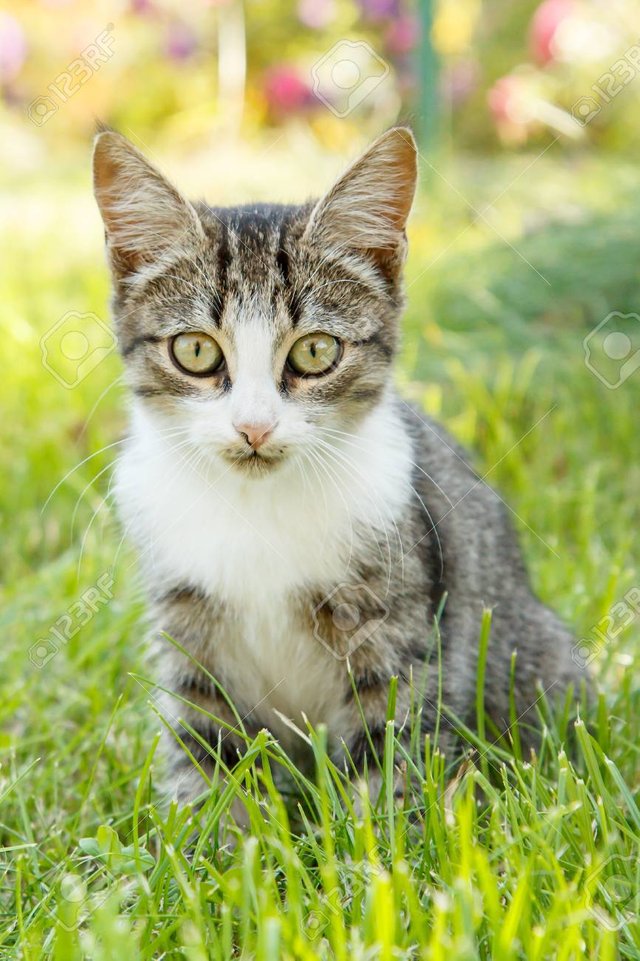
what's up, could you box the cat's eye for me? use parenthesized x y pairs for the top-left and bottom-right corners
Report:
(170, 332), (224, 375)
(287, 333), (341, 376)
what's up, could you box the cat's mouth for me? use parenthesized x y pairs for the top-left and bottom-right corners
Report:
(222, 446), (287, 475)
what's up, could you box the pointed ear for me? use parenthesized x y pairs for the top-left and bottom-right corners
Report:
(92, 130), (204, 281)
(305, 127), (417, 282)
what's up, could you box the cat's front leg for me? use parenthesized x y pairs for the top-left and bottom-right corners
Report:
(311, 585), (427, 803)
(150, 586), (253, 811)
(156, 662), (260, 850)
(337, 660), (413, 806)
(158, 672), (248, 808)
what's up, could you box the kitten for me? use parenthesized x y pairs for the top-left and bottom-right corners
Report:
(93, 126), (584, 806)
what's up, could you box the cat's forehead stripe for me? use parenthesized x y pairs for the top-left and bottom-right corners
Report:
(203, 203), (308, 329)
(212, 220), (231, 326)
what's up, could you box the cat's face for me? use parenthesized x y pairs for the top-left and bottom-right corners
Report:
(93, 128), (417, 476)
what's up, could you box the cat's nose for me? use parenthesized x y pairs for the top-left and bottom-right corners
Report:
(234, 420), (277, 450)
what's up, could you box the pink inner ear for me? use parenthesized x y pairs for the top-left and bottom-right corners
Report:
(92, 132), (202, 279)
(376, 130), (418, 231)
(93, 152), (141, 251)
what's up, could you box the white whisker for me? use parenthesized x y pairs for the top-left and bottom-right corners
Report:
(316, 424), (446, 580)
(42, 424), (189, 515)
(77, 374), (126, 442)
(306, 444), (356, 576)
(314, 437), (399, 589)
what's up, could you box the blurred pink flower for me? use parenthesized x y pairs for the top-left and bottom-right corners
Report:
(298, 0), (335, 29)
(385, 14), (419, 55)
(443, 59), (479, 106)
(0, 13), (26, 82)
(488, 74), (528, 124)
(165, 21), (198, 62)
(130, 0), (157, 15)
(264, 65), (311, 114)
(530, 0), (573, 65)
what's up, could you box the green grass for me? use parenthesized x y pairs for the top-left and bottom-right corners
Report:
(1, 149), (639, 959)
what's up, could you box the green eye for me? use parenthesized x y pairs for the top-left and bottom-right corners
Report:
(287, 333), (341, 376)
(170, 332), (224, 375)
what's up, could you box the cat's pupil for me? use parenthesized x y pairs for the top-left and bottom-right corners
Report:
(310, 343), (317, 358)
(194, 341), (201, 357)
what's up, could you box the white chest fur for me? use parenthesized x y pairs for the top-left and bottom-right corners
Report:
(116, 398), (414, 739)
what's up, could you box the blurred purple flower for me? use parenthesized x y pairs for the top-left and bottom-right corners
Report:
(165, 21), (198, 62)
(264, 65), (312, 115)
(384, 14), (419, 55)
(298, 0), (335, 29)
(357, 0), (399, 23)
(0, 13), (26, 83)
(395, 57), (417, 96)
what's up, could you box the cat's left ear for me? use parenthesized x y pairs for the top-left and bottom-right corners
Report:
(305, 126), (417, 283)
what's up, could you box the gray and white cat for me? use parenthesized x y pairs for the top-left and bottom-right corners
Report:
(93, 126), (584, 805)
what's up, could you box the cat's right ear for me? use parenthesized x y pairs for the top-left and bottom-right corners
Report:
(92, 130), (204, 282)
(304, 127), (418, 284)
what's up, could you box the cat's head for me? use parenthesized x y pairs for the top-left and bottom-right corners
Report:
(93, 127), (417, 476)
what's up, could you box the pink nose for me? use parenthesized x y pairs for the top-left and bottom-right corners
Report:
(234, 420), (277, 450)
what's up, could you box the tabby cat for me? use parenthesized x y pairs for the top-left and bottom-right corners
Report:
(93, 126), (584, 806)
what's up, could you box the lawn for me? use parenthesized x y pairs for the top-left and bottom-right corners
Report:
(1, 141), (639, 959)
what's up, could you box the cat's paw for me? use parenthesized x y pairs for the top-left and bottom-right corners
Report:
(354, 765), (406, 815)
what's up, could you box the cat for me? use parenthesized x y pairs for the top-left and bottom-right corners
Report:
(93, 125), (585, 808)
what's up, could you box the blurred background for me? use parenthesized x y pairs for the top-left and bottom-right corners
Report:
(1, 0), (639, 689)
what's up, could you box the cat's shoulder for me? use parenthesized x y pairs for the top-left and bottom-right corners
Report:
(393, 394), (477, 476)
